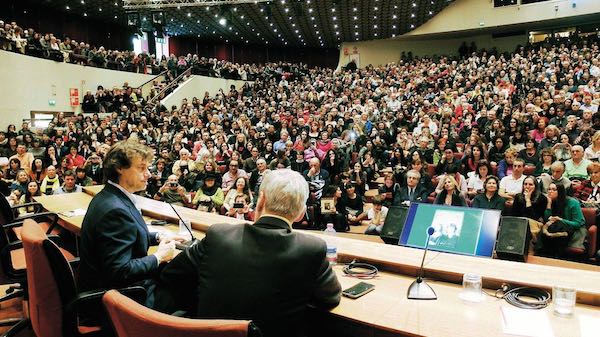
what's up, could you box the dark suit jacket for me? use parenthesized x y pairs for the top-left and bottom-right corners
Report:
(395, 185), (429, 204)
(155, 216), (341, 337)
(79, 183), (160, 304)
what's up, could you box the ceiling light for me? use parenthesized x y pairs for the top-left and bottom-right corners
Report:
(285, 8), (289, 13)
(187, 12), (191, 17)
(83, 12), (87, 16)
(66, 5), (70, 10)
(331, 8), (335, 12)
(309, 8), (313, 13)
(353, 16), (357, 20)
(393, 15), (397, 19)
(374, 7), (378, 10)
(353, 8), (357, 12)
(333, 17), (337, 21)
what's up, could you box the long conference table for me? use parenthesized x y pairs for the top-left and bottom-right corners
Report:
(34, 185), (600, 337)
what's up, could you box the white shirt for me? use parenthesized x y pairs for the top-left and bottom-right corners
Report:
(499, 175), (526, 195)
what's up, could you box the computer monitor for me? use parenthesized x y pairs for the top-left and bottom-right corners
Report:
(399, 203), (501, 258)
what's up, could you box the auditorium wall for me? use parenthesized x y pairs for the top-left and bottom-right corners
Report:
(160, 75), (250, 109)
(408, 0), (600, 36)
(0, 51), (154, 130)
(338, 0), (600, 69)
(338, 33), (526, 69)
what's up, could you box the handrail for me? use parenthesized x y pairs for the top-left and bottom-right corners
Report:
(135, 70), (168, 90)
(146, 67), (192, 109)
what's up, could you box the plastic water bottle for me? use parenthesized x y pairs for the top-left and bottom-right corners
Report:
(324, 223), (337, 265)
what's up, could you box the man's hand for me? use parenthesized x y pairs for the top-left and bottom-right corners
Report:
(153, 240), (176, 264)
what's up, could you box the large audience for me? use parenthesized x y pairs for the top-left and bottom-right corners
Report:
(0, 19), (291, 81)
(2, 23), (600, 261)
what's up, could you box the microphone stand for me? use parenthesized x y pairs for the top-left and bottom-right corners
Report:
(407, 227), (437, 300)
(169, 203), (197, 248)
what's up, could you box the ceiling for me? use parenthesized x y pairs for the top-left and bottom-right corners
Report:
(31, 0), (456, 48)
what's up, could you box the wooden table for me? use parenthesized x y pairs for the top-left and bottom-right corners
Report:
(35, 186), (600, 336)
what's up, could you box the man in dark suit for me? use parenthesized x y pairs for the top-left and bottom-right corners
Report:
(79, 138), (179, 307)
(155, 169), (341, 337)
(395, 169), (429, 204)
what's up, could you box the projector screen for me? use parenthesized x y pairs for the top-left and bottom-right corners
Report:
(399, 203), (501, 258)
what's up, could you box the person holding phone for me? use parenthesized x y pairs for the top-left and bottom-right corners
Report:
(226, 194), (253, 221)
(154, 174), (187, 206)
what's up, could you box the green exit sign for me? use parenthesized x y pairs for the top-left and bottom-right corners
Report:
(48, 99), (56, 106)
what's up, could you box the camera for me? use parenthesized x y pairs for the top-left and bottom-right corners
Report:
(169, 182), (178, 188)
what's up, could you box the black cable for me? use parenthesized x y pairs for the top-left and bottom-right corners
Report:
(483, 285), (551, 310)
(342, 260), (378, 279)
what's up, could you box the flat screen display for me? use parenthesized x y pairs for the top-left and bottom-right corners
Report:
(398, 203), (501, 258)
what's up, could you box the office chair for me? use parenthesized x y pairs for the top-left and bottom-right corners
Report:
(0, 195), (61, 240)
(0, 208), (74, 337)
(103, 290), (258, 337)
(21, 219), (145, 337)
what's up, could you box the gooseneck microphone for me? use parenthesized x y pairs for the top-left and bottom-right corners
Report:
(169, 203), (197, 249)
(407, 226), (437, 300)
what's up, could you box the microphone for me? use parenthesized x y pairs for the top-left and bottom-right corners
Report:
(169, 203), (197, 249)
(407, 226), (437, 300)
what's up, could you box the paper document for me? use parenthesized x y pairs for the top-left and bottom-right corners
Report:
(500, 306), (554, 337)
(60, 208), (87, 217)
(579, 315), (600, 337)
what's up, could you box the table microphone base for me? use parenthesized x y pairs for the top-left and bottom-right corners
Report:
(407, 278), (437, 300)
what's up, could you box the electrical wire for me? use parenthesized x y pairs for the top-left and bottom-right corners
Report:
(483, 284), (551, 310)
(342, 260), (378, 279)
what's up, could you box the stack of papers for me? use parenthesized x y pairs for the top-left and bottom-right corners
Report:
(500, 306), (554, 337)
(59, 208), (87, 217)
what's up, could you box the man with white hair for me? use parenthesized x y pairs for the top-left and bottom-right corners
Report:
(156, 169), (341, 337)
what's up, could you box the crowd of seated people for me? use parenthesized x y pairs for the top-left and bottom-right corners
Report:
(0, 18), (308, 83)
(2, 30), (600, 262)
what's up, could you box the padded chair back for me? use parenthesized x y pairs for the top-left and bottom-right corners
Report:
(0, 196), (15, 225)
(103, 290), (249, 337)
(21, 219), (78, 337)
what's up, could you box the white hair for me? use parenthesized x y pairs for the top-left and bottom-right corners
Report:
(259, 169), (309, 220)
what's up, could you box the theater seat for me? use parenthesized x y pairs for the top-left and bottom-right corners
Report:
(524, 165), (536, 176)
(564, 208), (598, 259)
(103, 290), (253, 337)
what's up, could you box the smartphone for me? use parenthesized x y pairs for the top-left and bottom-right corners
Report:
(233, 202), (244, 209)
(342, 282), (375, 299)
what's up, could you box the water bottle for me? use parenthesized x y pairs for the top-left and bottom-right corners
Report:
(324, 223), (337, 265)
